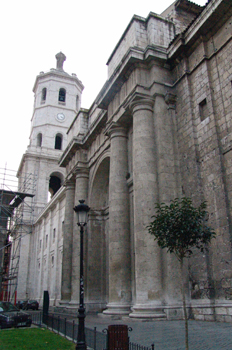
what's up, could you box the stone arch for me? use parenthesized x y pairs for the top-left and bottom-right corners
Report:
(86, 154), (110, 312)
(90, 155), (110, 209)
(48, 171), (64, 200)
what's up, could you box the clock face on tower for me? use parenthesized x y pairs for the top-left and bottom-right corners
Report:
(56, 113), (65, 122)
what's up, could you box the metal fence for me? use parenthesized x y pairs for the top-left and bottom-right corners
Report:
(29, 311), (154, 350)
(129, 343), (155, 350)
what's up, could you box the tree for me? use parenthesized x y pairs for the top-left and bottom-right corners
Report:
(147, 197), (215, 350)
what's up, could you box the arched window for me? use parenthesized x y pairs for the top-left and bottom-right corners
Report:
(58, 88), (66, 102)
(37, 133), (42, 147)
(41, 88), (47, 102)
(48, 172), (63, 200)
(55, 133), (62, 150)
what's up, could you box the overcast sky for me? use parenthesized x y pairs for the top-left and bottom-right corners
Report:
(0, 0), (207, 172)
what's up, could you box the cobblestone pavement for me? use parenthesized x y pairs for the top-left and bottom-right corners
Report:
(83, 314), (232, 350)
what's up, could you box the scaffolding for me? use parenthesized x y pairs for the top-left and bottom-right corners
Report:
(0, 165), (36, 303)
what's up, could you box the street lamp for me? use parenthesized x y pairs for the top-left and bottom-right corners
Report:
(73, 199), (90, 350)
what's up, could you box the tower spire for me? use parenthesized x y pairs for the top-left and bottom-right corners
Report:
(55, 52), (66, 70)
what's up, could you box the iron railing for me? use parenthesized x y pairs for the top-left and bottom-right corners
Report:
(29, 311), (154, 350)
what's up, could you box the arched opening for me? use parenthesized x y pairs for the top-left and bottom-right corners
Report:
(37, 133), (42, 147)
(87, 156), (110, 311)
(55, 133), (62, 150)
(49, 176), (61, 197)
(91, 157), (109, 208)
(48, 172), (64, 200)
(58, 88), (66, 102)
(41, 88), (47, 102)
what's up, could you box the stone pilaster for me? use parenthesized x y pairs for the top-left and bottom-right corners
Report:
(60, 179), (75, 305)
(69, 167), (89, 306)
(103, 123), (131, 315)
(129, 96), (165, 318)
(155, 93), (182, 317)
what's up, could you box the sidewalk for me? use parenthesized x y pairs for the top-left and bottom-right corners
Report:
(83, 313), (232, 350)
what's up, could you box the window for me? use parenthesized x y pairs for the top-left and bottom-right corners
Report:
(76, 95), (79, 110)
(41, 88), (47, 102)
(45, 234), (48, 248)
(37, 133), (42, 147)
(55, 133), (62, 150)
(62, 221), (64, 237)
(58, 88), (66, 103)
(199, 98), (208, 121)
(51, 256), (54, 267)
(53, 228), (56, 242)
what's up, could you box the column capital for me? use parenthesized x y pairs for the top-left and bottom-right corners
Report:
(165, 92), (177, 110)
(129, 94), (155, 113)
(73, 164), (89, 180)
(63, 178), (75, 189)
(104, 122), (127, 139)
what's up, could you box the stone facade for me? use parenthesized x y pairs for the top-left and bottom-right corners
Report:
(17, 0), (232, 321)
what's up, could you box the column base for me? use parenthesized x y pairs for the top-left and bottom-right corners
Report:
(59, 300), (70, 307)
(129, 304), (166, 319)
(103, 303), (131, 315)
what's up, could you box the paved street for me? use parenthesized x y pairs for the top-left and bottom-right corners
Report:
(83, 313), (232, 350)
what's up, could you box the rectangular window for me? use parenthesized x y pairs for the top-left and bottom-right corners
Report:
(62, 221), (64, 237)
(46, 235), (48, 248)
(199, 98), (208, 121)
(53, 228), (56, 242)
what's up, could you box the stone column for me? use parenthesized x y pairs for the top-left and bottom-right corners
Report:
(70, 168), (89, 306)
(103, 123), (131, 315)
(60, 179), (75, 305)
(129, 97), (165, 318)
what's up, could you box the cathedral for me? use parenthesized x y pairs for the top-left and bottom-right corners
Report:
(14, 0), (232, 321)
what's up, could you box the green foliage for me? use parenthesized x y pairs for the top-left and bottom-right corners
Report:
(0, 327), (76, 350)
(147, 197), (215, 261)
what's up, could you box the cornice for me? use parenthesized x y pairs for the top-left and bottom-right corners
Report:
(98, 45), (168, 110)
(33, 70), (84, 93)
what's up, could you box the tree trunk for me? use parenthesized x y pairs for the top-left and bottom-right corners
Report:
(180, 258), (189, 350)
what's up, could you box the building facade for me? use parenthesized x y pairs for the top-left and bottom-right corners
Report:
(17, 0), (232, 321)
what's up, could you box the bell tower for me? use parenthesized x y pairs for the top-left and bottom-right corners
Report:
(18, 52), (84, 216)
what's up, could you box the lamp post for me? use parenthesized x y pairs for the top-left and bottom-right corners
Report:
(73, 199), (90, 350)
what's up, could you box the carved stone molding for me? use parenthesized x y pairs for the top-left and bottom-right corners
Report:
(165, 92), (177, 110)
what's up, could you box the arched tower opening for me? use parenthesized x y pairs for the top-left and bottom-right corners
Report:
(55, 133), (63, 150)
(41, 88), (47, 102)
(58, 88), (66, 103)
(48, 172), (64, 200)
(37, 133), (42, 147)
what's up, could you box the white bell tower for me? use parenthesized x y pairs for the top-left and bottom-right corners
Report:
(18, 52), (84, 216)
